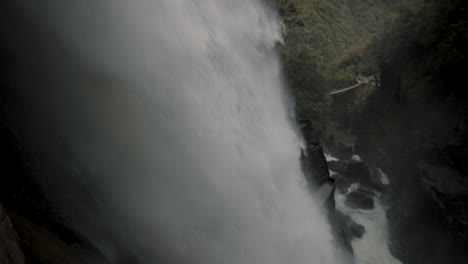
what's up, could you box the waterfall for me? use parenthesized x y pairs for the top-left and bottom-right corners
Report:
(2, 1), (338, 263)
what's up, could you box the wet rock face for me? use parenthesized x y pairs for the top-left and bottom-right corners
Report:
(299, 120), (331, 187)
(298, 120), (360, 260)
(0, 203), (25, 264)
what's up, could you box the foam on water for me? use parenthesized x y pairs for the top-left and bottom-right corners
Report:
(336, 184), (403, 264)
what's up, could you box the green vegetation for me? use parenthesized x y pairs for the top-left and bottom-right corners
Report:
(275, 0), (468, 132)
(274, 0), (399, 126)
(368, 0), (468, 97)
(352, 0), (468, 156)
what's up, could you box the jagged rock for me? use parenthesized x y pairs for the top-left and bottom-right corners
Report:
(344, 187), (375, 210)
(0, 203), (25, 264)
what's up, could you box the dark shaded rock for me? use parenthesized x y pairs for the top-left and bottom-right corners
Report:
(8, 211), (85, 264)
(308, 145), (331, 184)
(334, 173), (354, 194)
(328, 160), (349, 175)
(298, 119), (321, 147)
(316, 182), (336, 210)
(324, 133), (354, 161)
(419, 162), (468, 196)
(348, 221), (365, 239)
(0, 121), (88, 263)
(299, 120), (330, 187)
(0, 203), (25, 264)
(345, 187), (375, 210)
(419, 161), (468, 236)
(328, 209), (365, 259)
(347, 161), (371, 183)
(329, 155), (385, 189)
(331, 157), (387, 196)
(347, 160), (386, 192)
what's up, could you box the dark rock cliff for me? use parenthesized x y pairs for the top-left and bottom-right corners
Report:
(277, 0), (468, 263)
(338, 1), (468, 263)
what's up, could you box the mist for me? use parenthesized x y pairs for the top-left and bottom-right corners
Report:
(0, 1), (338, 263)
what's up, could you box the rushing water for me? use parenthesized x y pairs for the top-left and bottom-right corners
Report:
(335, 184), (402, 264)
(326, 152), (402, 264)
(3, 1), (339, 263)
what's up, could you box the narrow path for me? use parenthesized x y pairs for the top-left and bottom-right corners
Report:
(329, 82), (363, 95)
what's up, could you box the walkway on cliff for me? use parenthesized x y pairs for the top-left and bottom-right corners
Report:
(329, 82), (363, 95)
(329, 73), (379, 95)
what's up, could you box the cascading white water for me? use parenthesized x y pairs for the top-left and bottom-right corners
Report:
(3, 1), (339, 263)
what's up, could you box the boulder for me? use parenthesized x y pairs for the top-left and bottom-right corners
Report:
(346, 219), (365, 239)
